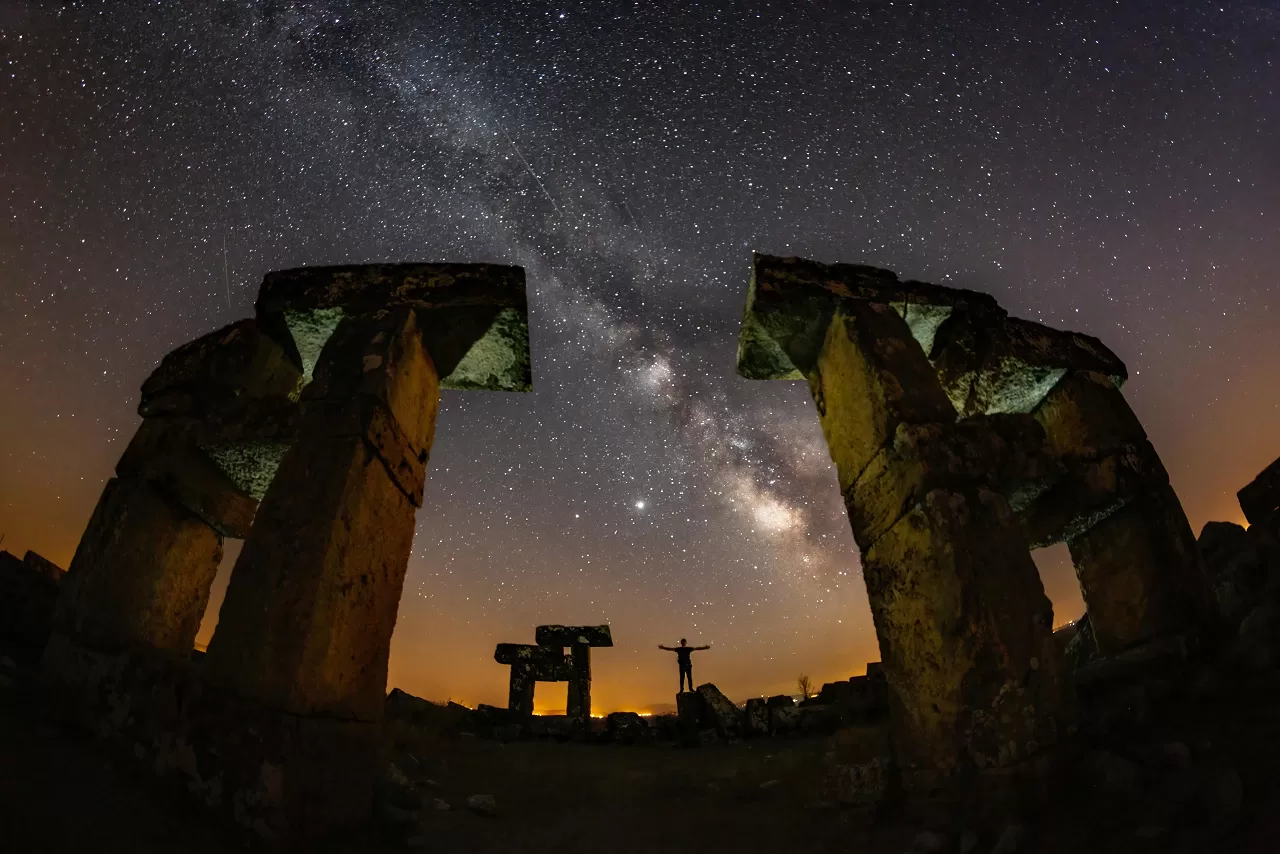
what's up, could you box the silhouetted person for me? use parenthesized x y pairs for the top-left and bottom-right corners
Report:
(658, 638), (709, 693)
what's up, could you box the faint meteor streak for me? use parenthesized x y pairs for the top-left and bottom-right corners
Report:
(494, 122), (564, 219)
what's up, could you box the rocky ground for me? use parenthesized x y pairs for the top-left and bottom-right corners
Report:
(5, 663), (1280, 854)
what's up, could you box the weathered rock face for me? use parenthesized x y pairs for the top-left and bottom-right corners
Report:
(743, 697), (770, 736)
(766, 694), (801, 735)
(1199, 521), (1276, 629)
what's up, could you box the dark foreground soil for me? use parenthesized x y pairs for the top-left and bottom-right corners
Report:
(4, 678), (1280, 854)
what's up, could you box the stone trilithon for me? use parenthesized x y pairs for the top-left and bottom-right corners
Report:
(737, 254), (1215, 782)
(40, 263), (531, 844)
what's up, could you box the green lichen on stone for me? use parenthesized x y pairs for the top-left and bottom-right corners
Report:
(974, 361), (1068, 415)
(283, 307), (345, 385)
(201, 441), (292, 500)
(440, 307), (531, 392)
(898, 303), (955, 357)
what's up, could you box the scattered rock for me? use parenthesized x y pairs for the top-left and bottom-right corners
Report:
(606, 711), (652, 745)
(767, 695), (801, 735)
(958, 829), (979, 854)
(432, 797), (452, 811)
(759, 779), (782, 791)
(464, 793), (497, 817)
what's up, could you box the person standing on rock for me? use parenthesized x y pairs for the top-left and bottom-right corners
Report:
(658, 639), (709, 693)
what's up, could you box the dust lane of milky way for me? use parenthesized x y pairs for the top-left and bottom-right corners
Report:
(1, 1), (1277, 712)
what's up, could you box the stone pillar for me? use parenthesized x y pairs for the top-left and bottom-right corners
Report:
(1032, 371), (1214, 653)
(50, 476), (224, 656)
(509, 664), (536, 716)
(565, 642), (591, 724)
(205, 306), (439, 722)
(808, 300), (1069, 776)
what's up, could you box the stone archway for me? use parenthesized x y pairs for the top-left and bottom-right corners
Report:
(736, 253), (1215, 784)
(40, 263), (531, 843)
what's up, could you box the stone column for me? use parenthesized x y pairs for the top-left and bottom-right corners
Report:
(565, 642), (591, 725)
(808, 300), (1069, 777)
(1033, 371), (1214, 653)
(204, 306), (439, 723)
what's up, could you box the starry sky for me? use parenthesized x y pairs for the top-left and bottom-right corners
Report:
(1, 1), (1278, 713)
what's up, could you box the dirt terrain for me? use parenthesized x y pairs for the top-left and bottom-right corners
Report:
(5, 676), (1280, 854)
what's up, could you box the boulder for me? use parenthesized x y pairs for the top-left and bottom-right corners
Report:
(606, 711), (652, 745)
(1080, 749), (1140, 798)
(1062, 613), (1098, 671)
(385, 688), (470, 732)
(695, 683), (741, 738)
(767, 695), (801, 734)
(0, 550), (62, 669)
(1238, 455), (1280, 529)
(743, 697), (770, 736)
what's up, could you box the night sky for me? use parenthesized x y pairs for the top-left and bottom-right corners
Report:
(2, 1), (1277, 713)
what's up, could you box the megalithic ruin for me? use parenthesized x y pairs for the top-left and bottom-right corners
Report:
(736, 254), (1214, 780)
(494, 624), (613, 725)
(41, 263), (531, 844)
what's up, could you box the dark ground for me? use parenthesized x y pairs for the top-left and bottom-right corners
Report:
(4, 677), (1280, 854)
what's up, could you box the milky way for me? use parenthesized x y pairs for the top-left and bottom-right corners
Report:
(2, 1), (1278, 711)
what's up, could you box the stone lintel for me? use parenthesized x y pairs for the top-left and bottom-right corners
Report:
(254, 263), (531, 392)
(139, 319), (303, 418)
(737, 253), (1000, 380)
(1239, 455), (1280, 529)
(930, 311), (1128, 417)
(534, 624), (613, 647)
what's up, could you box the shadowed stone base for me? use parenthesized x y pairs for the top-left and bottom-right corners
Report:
(40, 631), (377, 846)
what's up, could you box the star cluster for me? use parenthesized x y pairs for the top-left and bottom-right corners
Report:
(1, 1), (1277, 711)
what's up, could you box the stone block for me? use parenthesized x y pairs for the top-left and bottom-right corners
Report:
(930, 310), (1126, 417)
(1018, 441), (1166, 548)
(605, 711), (652, 744)
(116, 418), (259, 538)
(1199, 521), (1271, 627)
(22, 550), (65, 583)
(1033, 371), (1147, 460)
(767, 695), (801, 734)
(53, 477), (223, 654)
(847, 417), (1055, 548)
(738, 254), (999, 380)
(534, 624), (614, 647)
(862, 487), (1069, 773)
(254, 263), (530, 391)
(1067, 483), (1215, 654)
(695, 683), (742, 738)
(809, 302), (957, 494)
(1239, 455), (1280, 529)
(743, 697), (770, 736)
(139, 319), (302, 418)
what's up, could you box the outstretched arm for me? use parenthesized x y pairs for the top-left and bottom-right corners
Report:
(657, 645), (674, 651)
(694, 645), (711, 651)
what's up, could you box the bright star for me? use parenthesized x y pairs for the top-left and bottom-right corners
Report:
(635, 500), (645, 510)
